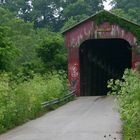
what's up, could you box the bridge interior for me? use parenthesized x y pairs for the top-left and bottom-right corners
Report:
(80, 39), (132, 96)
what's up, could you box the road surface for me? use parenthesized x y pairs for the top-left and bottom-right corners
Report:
(0, 96), (122, 140)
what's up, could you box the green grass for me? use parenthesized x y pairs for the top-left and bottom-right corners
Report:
(0, 71), (69, 133)
(123, 125), (140, 140)
(108, 69), (140, 140)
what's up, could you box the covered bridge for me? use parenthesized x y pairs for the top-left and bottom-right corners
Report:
(63, 10), (140, 96)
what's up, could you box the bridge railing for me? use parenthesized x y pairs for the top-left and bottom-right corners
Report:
(41, 90), (76, 108)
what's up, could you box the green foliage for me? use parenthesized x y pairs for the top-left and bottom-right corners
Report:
(0, 7), (15, 25)
(1, 0), (104, 31)
(0, 26), (18, 71)
(0, 7), (38, 69)
(95, 11), (140, 44)
(111, 8), (140, 25)
(5, 19), (39, 67)
(0, 7), (59, 73)
(44, 71), (68, 100)
(37, 33), (67, 71)
(108, 69), (140, 139)
(60, 15), (88, 32)
(111, 0), (140, 24)
(60, 0), (104, 32)
(1, 0), (32, 22)
(0, 73), (16, 132)
(0, 72), (68, 133)
(32, 0), (63, 30)
(111, 9), (132, 21)
(63, 0), (92, 19)
(111, 0), (140, 11)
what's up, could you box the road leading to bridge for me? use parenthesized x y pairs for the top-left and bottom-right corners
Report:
(0, 96), (122, 140)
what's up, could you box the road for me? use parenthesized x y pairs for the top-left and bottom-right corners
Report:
(0, 96), (122, 140)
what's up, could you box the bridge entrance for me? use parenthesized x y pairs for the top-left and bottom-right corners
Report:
(80, 39), (132, 96)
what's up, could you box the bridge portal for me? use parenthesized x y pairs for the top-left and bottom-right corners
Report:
(63, 10), (140, 96)
(80, 39), (131, 96)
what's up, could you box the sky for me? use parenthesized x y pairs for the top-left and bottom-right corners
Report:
(103, 0), (112, 10)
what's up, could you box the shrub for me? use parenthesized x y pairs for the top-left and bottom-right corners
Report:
(0, 72), (68, 133)
(0, 73), (16, 132)
(37, 33), (67, 71)
(108, 69), (140, 139)
(44, 71), (68, 100)
(0, 26), (18, 72)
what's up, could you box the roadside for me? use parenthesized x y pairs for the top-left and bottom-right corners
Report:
(0, 96), (122, 140)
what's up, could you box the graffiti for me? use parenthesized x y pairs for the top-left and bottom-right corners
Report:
(65, 20), (139, 96)
(68, 63), (80, 93)
(71, 64), (79, 78)
(70, 80), (78, 91)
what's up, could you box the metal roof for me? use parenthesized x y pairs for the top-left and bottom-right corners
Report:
(62, 10), (140, 35)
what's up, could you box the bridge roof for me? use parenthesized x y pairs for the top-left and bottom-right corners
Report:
(62, 10), (140, 35)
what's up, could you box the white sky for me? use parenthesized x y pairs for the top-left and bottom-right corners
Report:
(103, 0), (112, 10)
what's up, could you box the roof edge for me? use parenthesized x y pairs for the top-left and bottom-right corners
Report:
(62, 10), (140, 35)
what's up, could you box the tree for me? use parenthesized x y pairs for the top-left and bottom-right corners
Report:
(1, 0), (64, 31)
(111, 0), (140, 10)
(0, 7), (43, 71)
(1, 0), (32, 21)
(60, 17), (80, 32)
(111, 9), (133, 21)
(37, 33), (67, 71)
(1, 0), (105, 31)
(60, 0), (104, 32)
(111, 0), (140, 24)
(60, 14), (90, 32)
(0, 27), (18, 71)
(31, 0), (62, 30)
(0, 7), (14, 25)
(62, 0), (91, 20)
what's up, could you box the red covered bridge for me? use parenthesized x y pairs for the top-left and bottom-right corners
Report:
(63, 10), (140, 96)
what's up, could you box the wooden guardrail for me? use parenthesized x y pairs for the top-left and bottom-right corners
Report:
(42, 90), (76, 108)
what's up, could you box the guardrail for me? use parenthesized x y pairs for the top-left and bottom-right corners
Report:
(42, 90), (76, 108)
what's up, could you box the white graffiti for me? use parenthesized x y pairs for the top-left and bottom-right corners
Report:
(71, 64), (79, 78)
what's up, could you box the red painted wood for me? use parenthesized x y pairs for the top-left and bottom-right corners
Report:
(64, 20), (140, 96)
(66, 20), (94, 96)
(65, 20), (94, 48)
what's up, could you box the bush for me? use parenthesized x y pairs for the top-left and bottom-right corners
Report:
(0, 73), (16, 132)
(44, 71), (68, 100)
(37, 33), (67, 71)
(0, 72), (68, 133)
(108, 69), (140, 139)
(0, 26), (18, 72)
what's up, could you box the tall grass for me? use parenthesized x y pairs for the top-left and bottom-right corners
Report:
(0, 72), (68, 133)
(108, 69), (140, 139)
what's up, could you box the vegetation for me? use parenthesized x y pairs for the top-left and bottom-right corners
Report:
(0, 6), (69, 133)
(37, 33), (67, 71)
(1, 0), (104, 31)
(107, 2), (140, 139)
(0, 0), (140, 137)
(0, 72), (68, 133)
(111, 0), (140, 24)
(0, 26), (18, 71)
(95, 11), (140, 44)
(108, 69), (140, 140)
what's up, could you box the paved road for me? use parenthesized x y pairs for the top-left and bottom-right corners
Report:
(0, 96), (122, 140)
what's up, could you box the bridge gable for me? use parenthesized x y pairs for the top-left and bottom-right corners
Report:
(63, 10), (140, 96)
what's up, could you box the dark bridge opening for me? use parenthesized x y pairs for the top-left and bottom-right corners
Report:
(80, 39), (132, 96)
